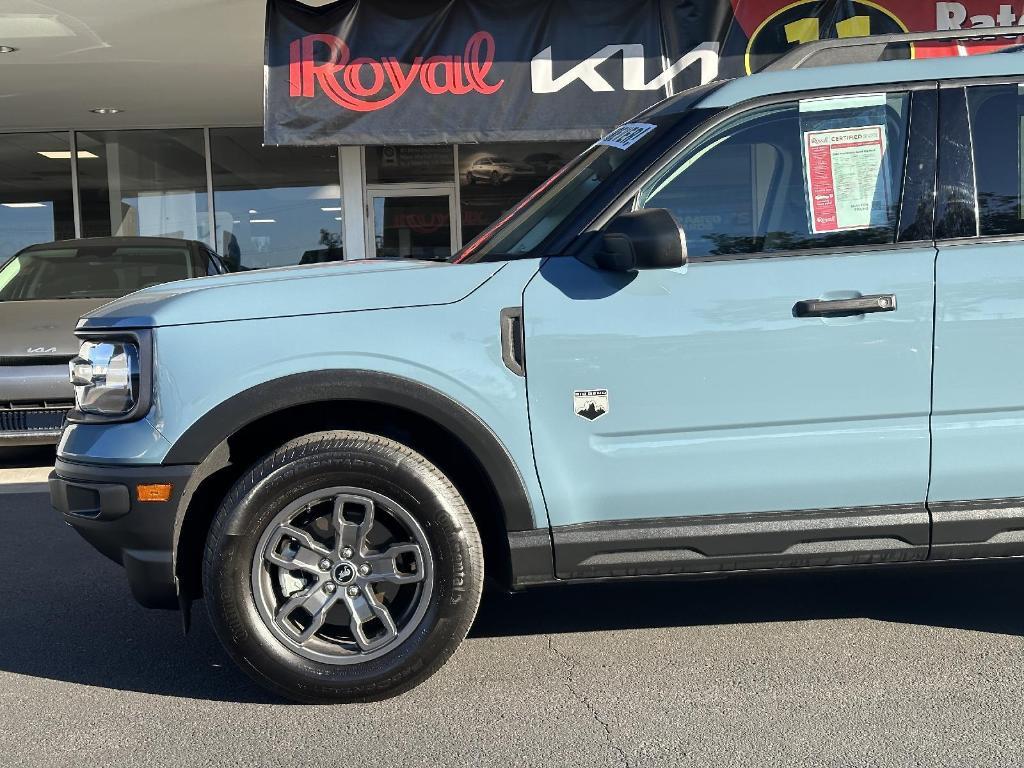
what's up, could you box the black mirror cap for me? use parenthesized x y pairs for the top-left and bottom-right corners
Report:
(592, 208), (687, 272)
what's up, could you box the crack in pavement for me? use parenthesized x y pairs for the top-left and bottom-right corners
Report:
(547, 635), (632, 768)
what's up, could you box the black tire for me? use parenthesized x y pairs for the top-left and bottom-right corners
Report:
(490, 171), (501, 185)
(202, 430), (484, 703)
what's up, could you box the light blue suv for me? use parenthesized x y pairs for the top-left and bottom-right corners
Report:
(50, 30), (1024, 702)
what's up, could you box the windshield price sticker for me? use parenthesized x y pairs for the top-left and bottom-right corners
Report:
(597, 123), (657, 150)
(803, 125), (887, 234)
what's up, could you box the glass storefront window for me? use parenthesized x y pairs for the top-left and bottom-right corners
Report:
(458, 141), (588, 244)
(210, 128), (343, 270)
(366, 145), (454, 184)
(369, 192), (454, 260)
(76, 129), (209, 243)
(0, 132), (76, 264)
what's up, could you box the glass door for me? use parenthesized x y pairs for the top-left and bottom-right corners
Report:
(365, 185), (457, 260)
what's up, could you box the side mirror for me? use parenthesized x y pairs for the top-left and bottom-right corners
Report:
(588, 208), (687, 272)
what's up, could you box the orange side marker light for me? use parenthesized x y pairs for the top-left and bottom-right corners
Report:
(137, 483), (173, 502)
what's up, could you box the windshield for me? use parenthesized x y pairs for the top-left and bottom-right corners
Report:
(454, 123), (668, 263)
(0, 245), (194, 301)
(453, 83), (721, 263)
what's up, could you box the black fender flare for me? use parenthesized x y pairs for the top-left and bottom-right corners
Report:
(164, 369), (538, 534)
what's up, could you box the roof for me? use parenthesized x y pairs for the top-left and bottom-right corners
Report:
(21, 236), (201, 252)
(699, 50), (1024, 109)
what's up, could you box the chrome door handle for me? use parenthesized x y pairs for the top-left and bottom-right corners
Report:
(793, 294), (897, 318)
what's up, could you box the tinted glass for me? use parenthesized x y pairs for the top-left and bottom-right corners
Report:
(965, 83), (1024, 237)
(209, 128), (343, 270)
(458, 141), (588, 247)
(371, 195), (452, 259)
(0, 133), (76, 264)
(76, 130), (210, 242)
(638, 92), (910, 258)
(366, 145), (454, 184)
(0, 246), (193, 301)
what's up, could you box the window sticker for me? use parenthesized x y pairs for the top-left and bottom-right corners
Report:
(597, 123), (657, 151)
(803, 125), (887, 234)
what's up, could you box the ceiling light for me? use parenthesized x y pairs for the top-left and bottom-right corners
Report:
(0, 15), (75, 38)
(334, 217), (342, 221)
(90, 107), (123, 115)
(2, 202), (46, 208)
(0, 46), (17, 54)
(37, 150), (98, 160)
(321, 206), (342, 212)
(249, 218), (276, 224)
(248, 209), (258, 214)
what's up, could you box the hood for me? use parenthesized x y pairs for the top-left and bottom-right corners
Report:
(0, 298), (109, 357)
(79, 258), (506, 330)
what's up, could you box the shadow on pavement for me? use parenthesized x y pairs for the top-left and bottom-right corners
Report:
(472, 560), (1024, 639)
(0, 446), (56, 469)
(1, 489), (1022, 702)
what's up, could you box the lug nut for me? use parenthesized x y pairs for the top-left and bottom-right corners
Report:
(341, 546), (354, 558)
(323, 583), (337, 594)
(358, 564), (371, 576)
(347, 586), (360, 597)
(318, 558), (332, 571)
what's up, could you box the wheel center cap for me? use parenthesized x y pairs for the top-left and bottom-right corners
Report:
(333, 562), (356, 585)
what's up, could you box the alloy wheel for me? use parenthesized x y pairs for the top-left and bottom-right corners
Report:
(251, 486), (433, 665)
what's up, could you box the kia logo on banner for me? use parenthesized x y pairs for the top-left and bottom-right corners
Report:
(265, 0), (1024, 147)
(531, 43), (720, 93)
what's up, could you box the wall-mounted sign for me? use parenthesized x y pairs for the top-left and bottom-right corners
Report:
(266, 0), (1024, 146)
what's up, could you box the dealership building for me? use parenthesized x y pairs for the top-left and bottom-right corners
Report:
(0, 0), (1014, 269)
(0, 0), (597, 271)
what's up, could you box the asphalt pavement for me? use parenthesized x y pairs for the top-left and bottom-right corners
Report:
(2, 453), (1023, 767)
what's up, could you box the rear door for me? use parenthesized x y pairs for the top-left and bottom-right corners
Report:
(930, 81), (1024, 558)
(524, 86), (939, 578)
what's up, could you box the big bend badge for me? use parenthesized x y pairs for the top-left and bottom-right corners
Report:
(574, 389), (609, 421)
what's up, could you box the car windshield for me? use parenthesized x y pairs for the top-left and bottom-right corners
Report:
(0, 245), (194, 301)
(454, 123), (668, 263)
(453, 83), (720, 263)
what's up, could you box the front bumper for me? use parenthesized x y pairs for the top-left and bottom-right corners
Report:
(49, 459), (197, 608)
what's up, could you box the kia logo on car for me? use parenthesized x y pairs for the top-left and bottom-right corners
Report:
(288, 30), (504, 112)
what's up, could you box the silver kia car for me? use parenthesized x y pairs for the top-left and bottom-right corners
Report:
(0, 236), (230, 445)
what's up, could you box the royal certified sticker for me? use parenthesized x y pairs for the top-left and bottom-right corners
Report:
(803, 125), (887, 234)
(574, 389), (609, 421)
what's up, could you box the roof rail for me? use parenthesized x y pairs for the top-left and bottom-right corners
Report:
(762, 25), (1024, 72)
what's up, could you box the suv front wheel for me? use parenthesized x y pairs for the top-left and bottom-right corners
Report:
(203, 430), (484, 703)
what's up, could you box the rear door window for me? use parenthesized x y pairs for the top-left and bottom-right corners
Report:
(963, 83), (1024, 237)
(636, 91), (912, 259)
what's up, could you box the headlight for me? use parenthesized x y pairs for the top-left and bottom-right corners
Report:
(69, 339), (142, 418)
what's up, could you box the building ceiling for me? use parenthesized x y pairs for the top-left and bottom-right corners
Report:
(0, 0), (310, 132)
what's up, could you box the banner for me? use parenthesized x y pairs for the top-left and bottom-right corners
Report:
(265, 0), (1024, 146)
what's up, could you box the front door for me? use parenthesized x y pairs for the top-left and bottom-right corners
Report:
(365, 185), (457, 260)
(523, 88), (938, 578)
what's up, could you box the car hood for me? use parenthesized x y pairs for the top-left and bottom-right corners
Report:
(0, 298), (110, 357)
(79, 258), (506, 329)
